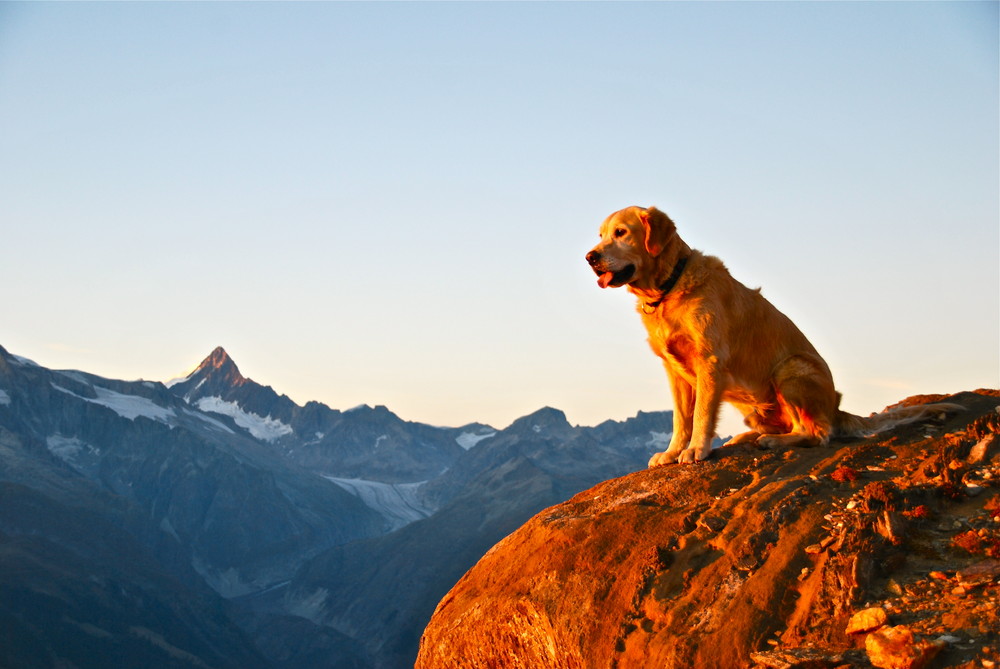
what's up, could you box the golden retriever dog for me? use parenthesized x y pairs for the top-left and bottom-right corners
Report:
(586, 205), (961, 466)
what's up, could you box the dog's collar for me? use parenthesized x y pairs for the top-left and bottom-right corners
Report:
(641, 255), (689, 313)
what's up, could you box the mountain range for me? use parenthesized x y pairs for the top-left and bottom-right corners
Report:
(0, 344), (677, 668)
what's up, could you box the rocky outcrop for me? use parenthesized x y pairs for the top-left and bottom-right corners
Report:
(417, 390), (1000, 669)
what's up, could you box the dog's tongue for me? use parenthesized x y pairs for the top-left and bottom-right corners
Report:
(597, 271), (615, 289)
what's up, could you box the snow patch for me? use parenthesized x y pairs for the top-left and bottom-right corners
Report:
(374, 434), (388, 449)
(183, 408), (235, 435)
(56, 370), (89, 385)
(0, 389), (10, 406)
(648, 430), (672, 448)
(324, 476), (434, 530)
(164, 372), (193, 388)
(456, 430), (495, 450)
(303, 431), (325, 446)
(180, 378), (206, 400)
(159, 516), (180, 542)
(46, 435), (98, 460)
(9, 354), (39, 367)
(51, 383), (176, 424)
(286, 587), (329, 622)
(191, 555), (256, 598)
(195, 396), (292, 442)
(345, 404), (370, 413)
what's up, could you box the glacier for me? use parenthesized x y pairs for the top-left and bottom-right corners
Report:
(51, 383), (176, 424)
(194, 396), (293, 442)
(456, 430), (496, 450)
(324, 476), (434, 531)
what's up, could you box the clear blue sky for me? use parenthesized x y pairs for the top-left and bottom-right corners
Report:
(2, 1), (997, 434)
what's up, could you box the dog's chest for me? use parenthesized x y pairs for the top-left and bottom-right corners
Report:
(641, 312), (698, 378)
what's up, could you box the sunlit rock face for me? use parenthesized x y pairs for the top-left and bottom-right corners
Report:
(417, 390), (1000, 669)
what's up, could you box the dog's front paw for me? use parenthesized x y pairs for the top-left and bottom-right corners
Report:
(677, 449), (698, 464)
(675, 444), (714, 464)
(648, 450), (680, 467)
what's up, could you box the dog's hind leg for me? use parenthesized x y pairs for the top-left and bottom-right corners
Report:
(757, 356), (837, 449)
(724, 404), (786, 446)
(726, 431), (762, 445)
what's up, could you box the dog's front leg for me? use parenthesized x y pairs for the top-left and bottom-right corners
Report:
(681, 366), (723, 463)
(649, 371), (694, 467)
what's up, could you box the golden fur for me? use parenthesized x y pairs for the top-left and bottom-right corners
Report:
(586, 205), (960, 466)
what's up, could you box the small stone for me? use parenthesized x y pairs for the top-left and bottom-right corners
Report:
(699, 515), (727, 532)
(952, 586), (968, 596)
(846, 607), (888, 634)
(805, 543), (824, 554)
(865, 625), (943, 669)
(957, 559), (1000, 584)
(969, 433), (1000, 464)
(750, 648), (844, 669)
(928, 571), (950, 581)
(846, 500), (859, 510)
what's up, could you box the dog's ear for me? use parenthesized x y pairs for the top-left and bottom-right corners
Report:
(639, 207), (675, 257)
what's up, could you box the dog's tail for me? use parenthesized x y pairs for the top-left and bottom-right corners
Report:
(834, 400), (963, 439)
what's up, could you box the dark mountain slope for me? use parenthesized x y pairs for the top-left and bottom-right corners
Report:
(283, 406), (676, 668)
(0, 343), (691, 669)
(0, 429), (268, 669)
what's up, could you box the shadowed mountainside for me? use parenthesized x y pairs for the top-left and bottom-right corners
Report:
(418, 390), (1000, 669)
(0, 344), (676, 668)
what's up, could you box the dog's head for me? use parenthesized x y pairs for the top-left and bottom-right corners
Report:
(585, 206), (676, 289)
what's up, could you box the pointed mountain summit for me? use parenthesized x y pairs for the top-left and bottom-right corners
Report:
(167, 346), (300, 432)
(196, 346), (245, 383)
(169, 346), (248, 401)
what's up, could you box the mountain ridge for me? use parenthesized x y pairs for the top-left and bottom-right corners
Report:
(0, 343), (678, 668)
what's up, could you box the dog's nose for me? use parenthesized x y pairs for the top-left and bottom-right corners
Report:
(586, 251), (601, 267)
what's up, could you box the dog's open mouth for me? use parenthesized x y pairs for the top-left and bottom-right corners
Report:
(596, 264), (635, 289)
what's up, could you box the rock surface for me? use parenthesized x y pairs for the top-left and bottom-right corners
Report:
(417, 390), (1000, 669)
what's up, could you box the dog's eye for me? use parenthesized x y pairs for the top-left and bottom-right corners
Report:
(614, 228), (627, 238)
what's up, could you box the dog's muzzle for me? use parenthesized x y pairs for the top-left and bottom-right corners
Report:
(586, 251), (635, 288)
